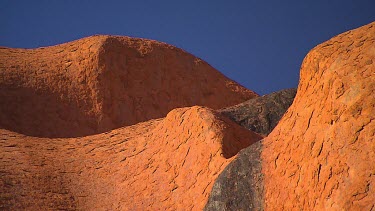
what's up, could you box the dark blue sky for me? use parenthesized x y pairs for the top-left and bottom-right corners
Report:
(1, 0), (374, 95)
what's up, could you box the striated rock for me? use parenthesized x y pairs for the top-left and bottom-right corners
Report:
(0, 106), (263, 210)
(219, 88), (296, 135)
(205, 88), (296, 210)
(262, 21), (375, 210)
(0, 36), (257, 138)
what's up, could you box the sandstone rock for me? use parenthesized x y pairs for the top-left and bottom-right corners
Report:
(262, 21), (375, 210)
(0, 106), (263, 210)
(220, 88), (296, 135)
(2, 20), (373, 211)
(0, 36), (257, 138)
(205, 21), (375, 210)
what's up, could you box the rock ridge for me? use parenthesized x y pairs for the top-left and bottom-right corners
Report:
(204, 21), (375, 211)
(0, 35), (257, 138)
(0, 106), (263, 210)
(262, 21), (375, 210)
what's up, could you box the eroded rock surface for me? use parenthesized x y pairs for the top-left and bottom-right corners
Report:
(205, 140), (264, 211)
(205, 88), (296, 211)
(0, 36), (257, 138)
(0, 106), (262, 210)
(263, 21), (375, 211)
(219, 88), (296, 135)
(205, 22), (375, 211)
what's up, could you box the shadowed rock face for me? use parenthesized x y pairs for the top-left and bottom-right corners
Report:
(205, 88), (296, 211)
(0, 106), (263, 210)
(205, 140), (264, 211)
(219, 88), (296, 135)
(206, 21), (375, 210)
(0, 35), (257, 138)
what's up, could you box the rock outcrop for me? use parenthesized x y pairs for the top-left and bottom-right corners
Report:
(1, 21), (374, 211)
(0, 106), (263, 210)
(219, 88), (296, 135)
(205, 88), (296, 210)
(205, 140), (264, 211)
(263, 21), (375, 210)
(206, 21), (375, 210)
(0, 35), (257, 138)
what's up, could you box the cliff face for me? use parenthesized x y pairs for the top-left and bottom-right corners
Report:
(0, 35), (257, 138)
(263, 22), (375, 210)
(0, 106), (262, 210)
(204, 21), (375, 211)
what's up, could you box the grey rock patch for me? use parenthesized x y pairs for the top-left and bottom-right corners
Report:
(219, 88), (296, 136)
(205, 140), (264, 211)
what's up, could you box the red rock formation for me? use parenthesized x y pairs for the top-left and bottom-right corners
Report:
(262, 22), (375, 210)
(0, 106), (262, 210)
(3, 21), (373, 211)
(0, 36), (257, 138)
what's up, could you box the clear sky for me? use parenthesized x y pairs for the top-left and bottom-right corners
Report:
(1, 0), (374, 95)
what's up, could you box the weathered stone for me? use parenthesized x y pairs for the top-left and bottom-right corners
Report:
(205, 140), (264, 211)
(205, 89), (296, 211)
(0, 35), (257, 138)
(0, 106), (263, 210)
(1, 21), (374, 211)
(219, 88), (296, 135)
(262, 22), (375, 210)
(205, 21), (375, 211)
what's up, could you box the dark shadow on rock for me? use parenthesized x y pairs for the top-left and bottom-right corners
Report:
(219, 113), (263, 159)
(205, 88), (297, 210)
(205, 140), (264, 211)
(219, 88), (297, 136)
(0, 85), (98, 138)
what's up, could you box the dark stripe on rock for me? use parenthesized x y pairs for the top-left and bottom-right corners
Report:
(219, 88), (297, 136)
(204, 140), (264, 211)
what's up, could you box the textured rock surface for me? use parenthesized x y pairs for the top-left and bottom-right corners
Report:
(262, 22), (375, 210)
(0, 106), (263, 210)
(0, 35), (257, 138)
(205, 88), (296, 210)
(205, 140), (264, 211)
(205, 22), (375, 211)
(1, 21), (373, 211)
(219, 88), (296, 135)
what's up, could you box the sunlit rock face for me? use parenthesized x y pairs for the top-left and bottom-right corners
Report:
(263, 21), (374, 210)
(0, 35), (257, 138)
(1, 21), (373, 211)
(0, 106), (263, 210)
(0, 35), (261, 210)
(205, 21), (375, 211)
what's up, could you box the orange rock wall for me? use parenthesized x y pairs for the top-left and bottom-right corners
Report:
(262, 22), (375, 210)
